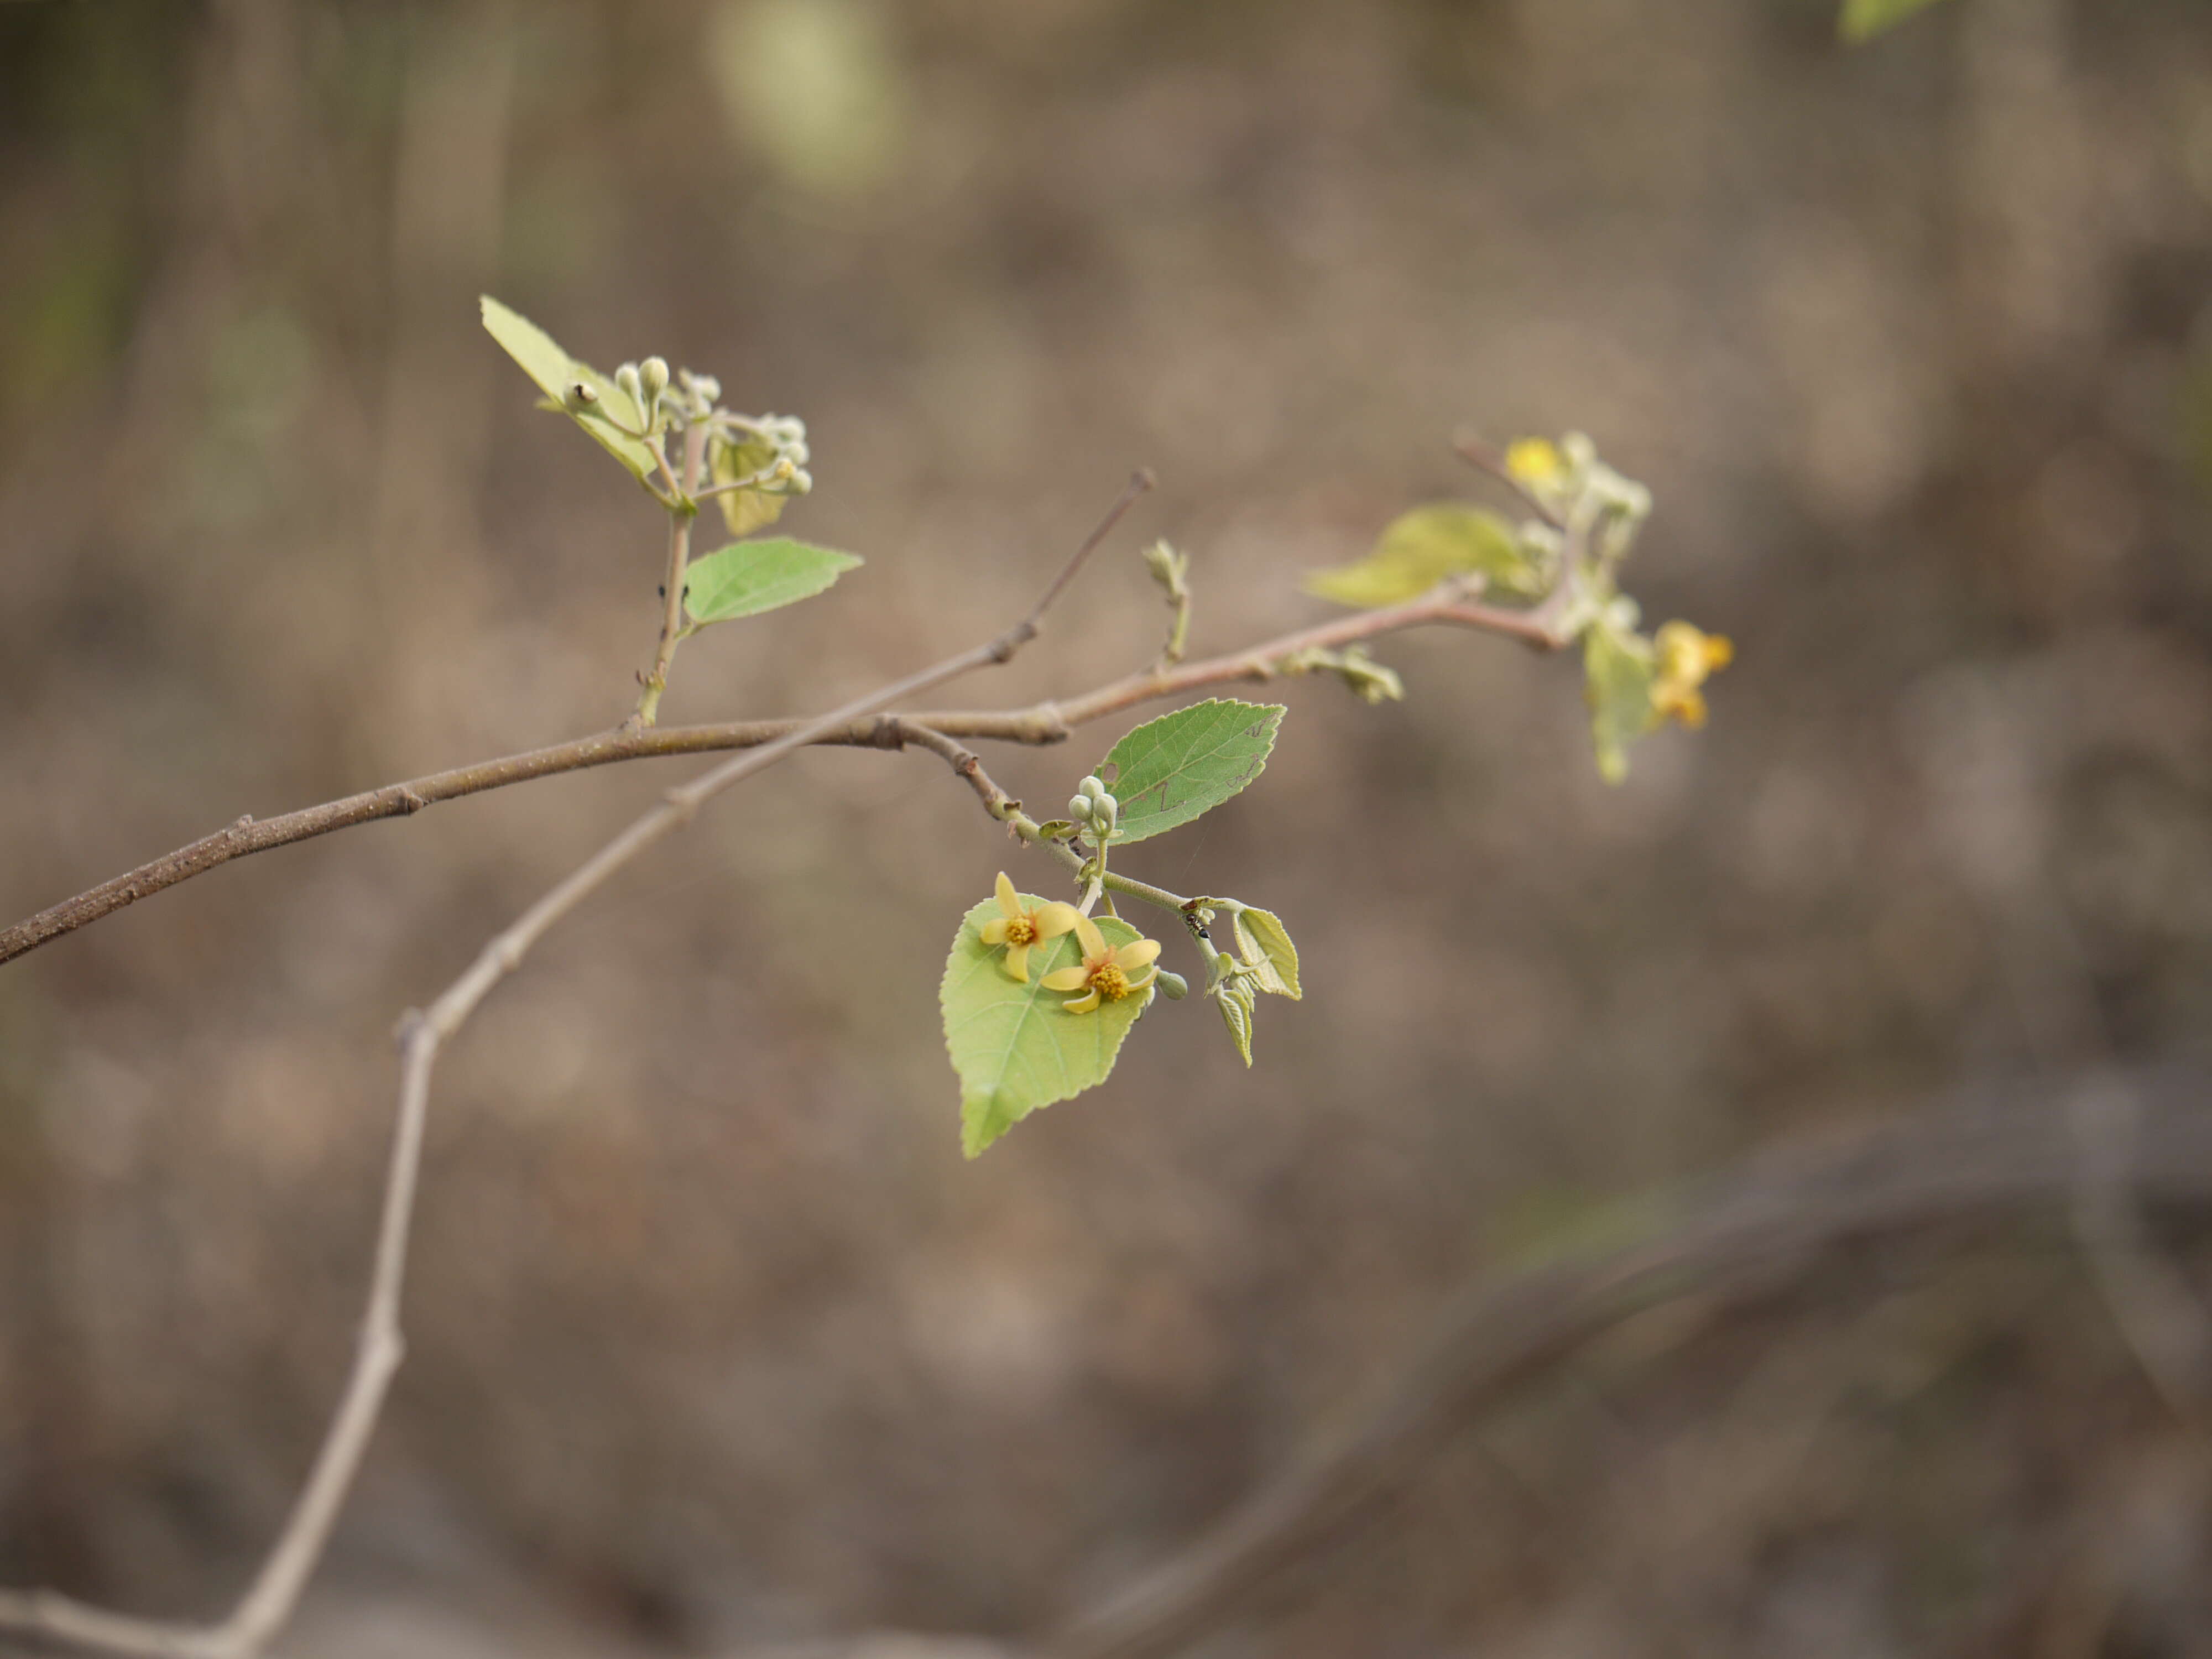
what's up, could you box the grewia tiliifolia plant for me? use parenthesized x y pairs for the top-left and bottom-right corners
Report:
(489, 298), (1734, 1156)
(0, 298), (1730, 1658)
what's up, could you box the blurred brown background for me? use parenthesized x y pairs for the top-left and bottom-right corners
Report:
(4, 0), (2212, 1653)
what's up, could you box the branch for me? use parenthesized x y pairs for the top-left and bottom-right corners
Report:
(0, 481), (1144, 1659)
(2, 581), (1553, 967)
(890, 721), (1194, 920)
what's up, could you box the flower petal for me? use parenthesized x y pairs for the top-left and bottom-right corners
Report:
(1034, 902), (1079, 939)
(979, 918), (1011, 946)
(993, 871), (1021, 919)
(1061, 989), (1102, 1014)
(1114, 937), (1162, 972)
(1125, 966), (1157, 995)
(1040, 966), (1090, 992)
(1073, 914), (1107, 960)
(1003, 942), (1030, 982)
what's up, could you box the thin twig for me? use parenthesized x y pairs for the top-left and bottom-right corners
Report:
(1451, 430), (1564, 529)
(630, 420), (711, 729)
(2, 583), (1552, 967)
(0, 484), (1146, 1659)
(891, 722), (1193, 919)
(1022, 468), (1152, 630)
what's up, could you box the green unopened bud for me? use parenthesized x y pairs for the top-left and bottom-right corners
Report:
(1068, 795), (1093, 823)
(614, 363), (644, 411)
(638, 356), (670, 405)
(1156, 970), (1189, 1000)
(1093, 793), (1117, 831)
(1079, 775), (1107, 802)
(566, 379), (598, 407)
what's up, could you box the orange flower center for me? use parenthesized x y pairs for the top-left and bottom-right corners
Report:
(1091, 962), (1130, 1000)
(1004, 916), (1037, 946)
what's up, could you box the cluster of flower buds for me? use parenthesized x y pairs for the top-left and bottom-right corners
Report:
(1506, 431), (1654, 571)
(599, 356), (670, 439)
(1067, 774), (1118, 841)
(751, 414), (812, 496)
(674, 368), (722, 419)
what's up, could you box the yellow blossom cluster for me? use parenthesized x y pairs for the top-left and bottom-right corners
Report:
(1649, 621), (1734, 729)
(979, 873), (1162, 1014)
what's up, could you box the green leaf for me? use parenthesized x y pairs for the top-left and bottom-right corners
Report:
(1584, 623), (1658, 785)
(1215, 980), (1255, 1067)
(683, 538), (861, 626)
(1231, 906), (1301, 1000)
(479, 296), (659, 483)
(1102, 699), (1285, 845)
(1839, 0), (1947, 41)
(1303, 505), (1539, 609)
(709, 431), (789, 536)
(942, 898), (1152, 1156)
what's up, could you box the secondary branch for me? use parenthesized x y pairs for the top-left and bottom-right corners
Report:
(2, 581), (1553, 967)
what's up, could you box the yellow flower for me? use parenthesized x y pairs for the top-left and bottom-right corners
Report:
(1505, 437), (1565, 487)
(1649, 621), (1734, 729)
(978, 872), (1079, 983)
(1041, 914), (1162, 1014)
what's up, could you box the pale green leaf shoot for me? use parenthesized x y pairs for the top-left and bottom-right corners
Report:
(942, 896), (1152, 1156)
(1839, 0), (1948, 43)
(683, 538), (861, 627)
(710, 431), (790, 536)
(1304, 505), (1539, 609)
(479, 296), (659, 483)
(1215, 979), (1255, 1067)
(1583, 622), (1658, 785)
(1232, 905), (1301, 1000)
(1102, 699), (1285, 844)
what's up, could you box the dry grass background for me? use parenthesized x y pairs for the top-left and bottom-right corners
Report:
(3, 0), (2212, 1653)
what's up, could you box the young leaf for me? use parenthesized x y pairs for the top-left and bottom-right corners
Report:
(1839, 0), (1947, 43)
(1231, 905), (1301, 1000)
(479, 296), (658, 483)
(683, 538), (861, 626)
(1102, 699), (1285, 845)
(942, 896), (1152, 1156)
(1584, 622), (1658, 785)
(709, 431), (789, 536)
(1215, 979), (1255, 1067)
(1303, 505), (1538, 609)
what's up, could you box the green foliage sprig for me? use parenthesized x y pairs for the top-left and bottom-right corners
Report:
(478, 301), (1734, 1151)
(481, 297), (851, 729)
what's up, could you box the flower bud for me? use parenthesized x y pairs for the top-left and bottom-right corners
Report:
(1067, 795), (1093, 824)
(614, 362), (644, 411)
(566, 379), (598, 406)
(1079, 775), (1106, 802)
(1155, 970), (1189, 1000)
